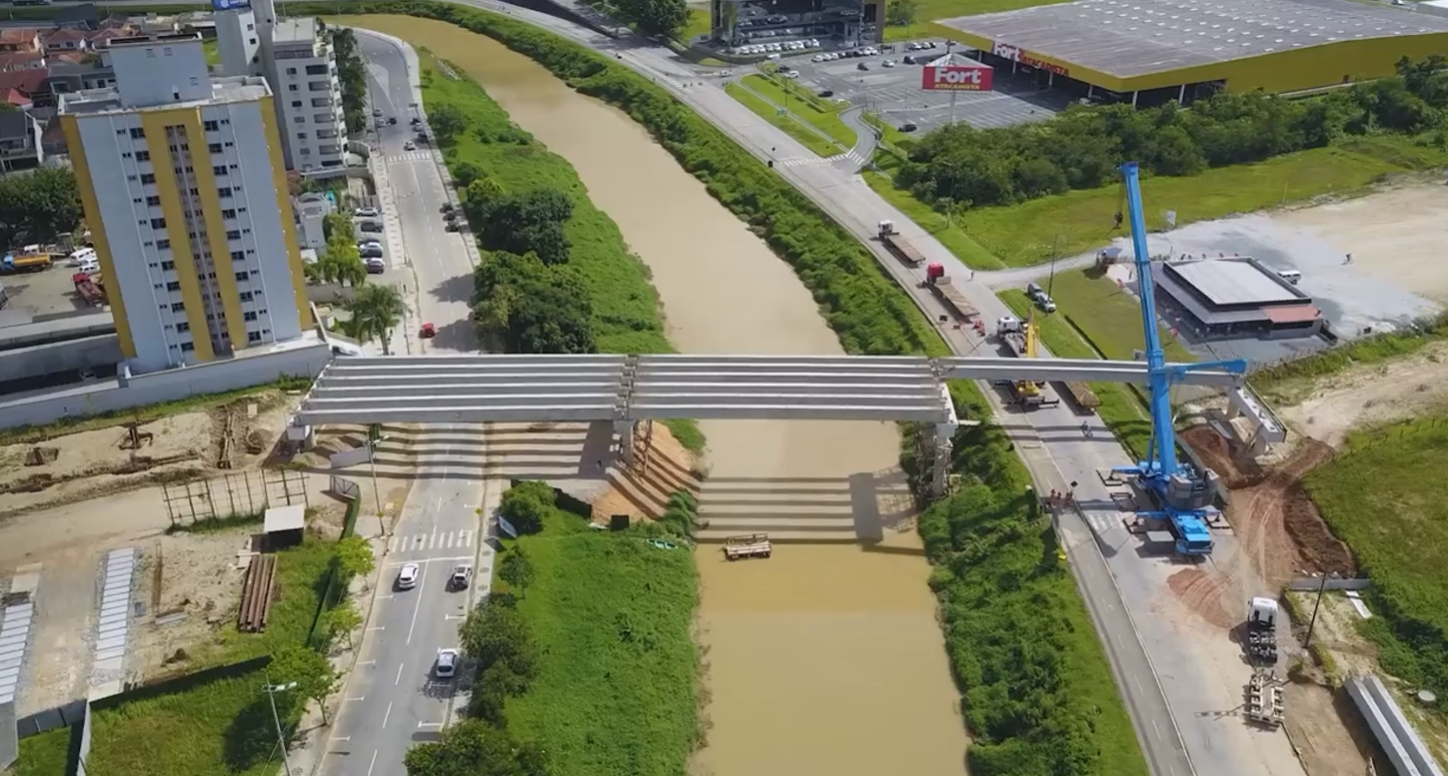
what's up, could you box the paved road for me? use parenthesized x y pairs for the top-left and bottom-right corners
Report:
(317, 31), (497, 776)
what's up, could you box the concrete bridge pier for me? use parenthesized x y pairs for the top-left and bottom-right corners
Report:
(614, 419), (636, 468)
(930, 422), (954, 497)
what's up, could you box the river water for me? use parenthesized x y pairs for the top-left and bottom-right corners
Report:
(352, 17), (968, 774)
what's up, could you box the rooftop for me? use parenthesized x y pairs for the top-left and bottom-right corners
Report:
(264, 504), (306, 534)
(273, 17), (321, 45)
(59, 74), (270, 116)
(1167, 258), (1304, 307)
(937, 0), (1448, 78)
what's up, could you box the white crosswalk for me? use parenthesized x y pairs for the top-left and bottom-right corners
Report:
(385, 151), (434, 164)
(390, 529), (475, 555)
(776, 149), (869, 169)
(829, 149), (869, 166)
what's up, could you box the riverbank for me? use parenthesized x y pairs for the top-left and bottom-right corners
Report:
(307, 6), (1147, 775)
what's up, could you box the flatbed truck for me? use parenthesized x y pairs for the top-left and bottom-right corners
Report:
(73, 272), (104, 307)
(877, 220), (925, 267)
(922, 262), (977, 320)
(1062, 381), (1101, 410)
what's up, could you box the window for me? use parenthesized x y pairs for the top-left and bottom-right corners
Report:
(180, 342), (194, 352)
(203, 120), (219, 132)
(230, 250), (244, 262)
(247, 331), (263, 343)
(291, 100), (302, 108)
(213, 165), (227, 176)
(221, 209), (236, 219)
(294, 116), (305, 124)
(140, 173), (155, 185)
(217, 187), (232, 198)
(296, 132), (307, 139)
(165, 281), (181, 292)
(286, 67), (297, 75)
(171, 302), (185, 312)
(150, 217), (166, 229)
(162, 46), (172, 56)
(157, 239), (170, 250)
(136, 150), (150, 161)
(225, 230), (241, 240)
(161, 260), (175, 271)
(235, 271), (248, 282)
(129, 127), (145, 139)
(239, 291), (254, 302)
(208, 143), (222, 154)
(175, 321), (190, 333)
(288, 84), (298, 92)
(243, 311), (257, 322)
(145, 195), (161, 207)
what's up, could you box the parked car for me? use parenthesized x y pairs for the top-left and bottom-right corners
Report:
(359, 221), (384, 233)
(387, 116), (397, 125)
(899, 122), (918, 132)
(354, 206), (379, 218)
(434, 649), (459, 679)
(403, 141), (416, 151)
(365, 257), (385, 274)
(445, 221), (460, 232)
(440, 202), (454, 213)
(1025, 281), (1045, 302)
(372, 108), (383, 117)
(396, 563), (420, 590)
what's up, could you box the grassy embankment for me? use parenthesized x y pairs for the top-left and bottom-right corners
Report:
(315, 5), (1149, 776)
(744, 72), (857, 148)
(867, 135), (1448, 271)
(407, 44), (704, 452)
(999, 269), (1196, 457)
(1246, 311), (1448, 405)
(1305, 416), (1448, 713)
(492, 509), (700, 776)
(16, 538), (347, 776)
(724, 81), (840, 157)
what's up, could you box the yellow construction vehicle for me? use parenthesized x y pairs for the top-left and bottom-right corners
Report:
(995, 314), (1060, 408)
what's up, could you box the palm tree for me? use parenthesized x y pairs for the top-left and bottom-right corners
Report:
(345, 283), (405, 355)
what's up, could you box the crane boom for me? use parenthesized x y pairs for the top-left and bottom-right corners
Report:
(1114, 162), (1249, 556)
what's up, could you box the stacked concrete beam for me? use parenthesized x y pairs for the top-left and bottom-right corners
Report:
(1346, 674), (1443, 776)
(90, 548), (138, 699)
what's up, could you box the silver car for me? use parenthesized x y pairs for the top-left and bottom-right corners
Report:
(434, 648), (459, 679)
(396, 563), (420, 590)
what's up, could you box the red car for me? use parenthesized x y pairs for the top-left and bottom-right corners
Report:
(420, 323), (436, 339)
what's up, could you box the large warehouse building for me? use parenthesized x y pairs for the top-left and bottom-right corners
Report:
(932, 0), (1448, 105)
(1152, 258), (1324, 341)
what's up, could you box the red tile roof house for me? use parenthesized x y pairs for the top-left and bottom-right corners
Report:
(43, 28), (89, 54)
(0, 29), (41, 54)
(0, 52), (45, 73)
(0, 69), (48, 111)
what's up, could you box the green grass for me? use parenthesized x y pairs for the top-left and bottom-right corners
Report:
(202, 37), (220, 65)
(1042, 269), (1195, 364)
(78, 537), (341, 776)
(864, 156), (1004, 270)
(13, 727), (71, 776)
(744, 73), (858, 149)
(1305, 415), (1448, 708)
(724, 81), (840, 157)
(405, 47), (703, 451)
(998, 290), (1152, 458)
(682, 7), (710, 40)
(87, 664), (282, 776)
(879, 135), (1448, 270)
(499, 510), (699, 776)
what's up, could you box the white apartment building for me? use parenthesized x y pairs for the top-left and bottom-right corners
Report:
(59, 32), (312, 374)
(267, 18), (347, 175)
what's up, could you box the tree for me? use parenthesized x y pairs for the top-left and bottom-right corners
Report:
(429, 103), (467, 141)
(617, 0), (688, 37)
(497, 480), (556, 536)
(336, 535), (375, 581)
(498, 548), (535, 599)
(322, 234), (367, 287)
(463, 177), (506, 225)
(331, 28), (369, 133)
(323, 599), (363, 650)
(345, 283), (406, 355)
(458, 600), (539, 722)
(452, 161), (484, 188)
(475, 188), (573, 266)
(404, 719), (548, 776)
(322, 211), (353, 242)
(268, 643), (341, 724)
(885, 0), (917, 27)
(471, 252), (596, 354)
(0, 167), (82, 248)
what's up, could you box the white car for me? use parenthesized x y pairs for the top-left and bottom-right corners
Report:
(354, 206), (379, 218)
(434, 648), (459, 679)
(883, 59), (896, 68)
(396, 563), (420, 590)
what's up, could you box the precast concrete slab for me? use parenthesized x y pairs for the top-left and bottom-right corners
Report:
(936, 357), (1242, 387)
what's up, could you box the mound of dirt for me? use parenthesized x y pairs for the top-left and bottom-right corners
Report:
(1167, 567), (1236, 629)
(1181, 424), (1263, 488)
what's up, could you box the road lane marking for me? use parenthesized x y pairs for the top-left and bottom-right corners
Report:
(358, 660), (376, 666)
(396, 663), (405, 685)
(418, 721), (443, 728)
(382, 702), (393, 729)
(368, 627), (386, 632)
(367, 750), (378, 776)
(383, 556), (475, 568)
(332, 736), (351, 742)
(407, 563), (426, 645)
(347, 696), (366, 702)
(376, 594), (393, 600)
(445, 614), (466, 621)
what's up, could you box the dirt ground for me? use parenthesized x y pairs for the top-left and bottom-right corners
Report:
(1276, 340), (1448, 447)
(0, 391), (296, 519)
(589, 421), (701, 523)
(1276, 184), (1448, 305)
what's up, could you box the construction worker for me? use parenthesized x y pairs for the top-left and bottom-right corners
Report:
(1081, 421), (1091, 437)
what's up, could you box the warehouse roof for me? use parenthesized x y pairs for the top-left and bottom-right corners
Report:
(1167, 259), (1303, 307)
(937, 0), (1448, 78)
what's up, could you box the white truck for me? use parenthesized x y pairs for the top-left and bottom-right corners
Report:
(1245, 597), (1279, 664)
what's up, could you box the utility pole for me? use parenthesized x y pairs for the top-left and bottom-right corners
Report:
(1303, 573), (1333, 648)
(264, 674), (299, 776)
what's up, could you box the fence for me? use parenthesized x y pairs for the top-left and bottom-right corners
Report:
(162, 470), (309, 528)
(0, 343), (330, 432)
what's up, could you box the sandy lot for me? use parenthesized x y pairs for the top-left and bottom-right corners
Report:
(1275, 340), (1448, 447)
(1276, 185), (1448, 306)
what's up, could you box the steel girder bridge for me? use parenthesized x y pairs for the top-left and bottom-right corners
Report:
(292, 354), (1246, 495)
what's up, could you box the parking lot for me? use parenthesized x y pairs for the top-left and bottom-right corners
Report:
(782, 41), (1076, 133)
(0, 262), (96, 327)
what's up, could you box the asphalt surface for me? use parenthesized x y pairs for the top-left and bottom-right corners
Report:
(316, 31), (496, 776)
(43, 3), (1291, 776)
(786, 46), (1072, 132)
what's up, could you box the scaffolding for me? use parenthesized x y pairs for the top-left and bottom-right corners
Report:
(161, 470), (309, 528)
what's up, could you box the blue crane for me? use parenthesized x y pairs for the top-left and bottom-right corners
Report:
(1113, 162), (1248, 557)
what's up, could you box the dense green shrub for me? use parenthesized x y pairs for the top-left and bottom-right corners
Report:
(499, 480), (558, 536)
(895, 56), (1448, 212)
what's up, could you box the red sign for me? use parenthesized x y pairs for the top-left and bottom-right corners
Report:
(921, 64), (994, 92)
(992, 41), (1070, 77)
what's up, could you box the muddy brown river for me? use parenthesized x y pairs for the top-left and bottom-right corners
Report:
(350, 17), (969, 774)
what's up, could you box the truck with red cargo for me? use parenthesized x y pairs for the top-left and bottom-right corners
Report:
(73, 272), (105, 307)
(877, 220), (925, 267)
(922, 262), (978, 320)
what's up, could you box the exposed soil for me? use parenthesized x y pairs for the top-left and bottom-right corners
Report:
(1276, 340), (1448, 447)
(1166, 567), (1236, 629)
(590, 422), (702, 524)
(1282, 683), (1376, 776)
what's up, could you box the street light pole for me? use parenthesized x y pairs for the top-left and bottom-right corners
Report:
(264, 674), (299, 776)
